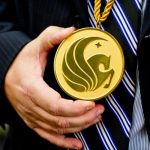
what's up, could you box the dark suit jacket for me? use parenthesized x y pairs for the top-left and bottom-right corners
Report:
(0, 0), (150, 149)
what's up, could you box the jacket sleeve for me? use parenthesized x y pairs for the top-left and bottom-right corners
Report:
(0, 0), (31, 126)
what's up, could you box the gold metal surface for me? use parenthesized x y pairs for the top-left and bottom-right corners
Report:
(54, 28), (124, 100)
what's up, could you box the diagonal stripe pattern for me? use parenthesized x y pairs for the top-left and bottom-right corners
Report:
(72, 0), (142, 149)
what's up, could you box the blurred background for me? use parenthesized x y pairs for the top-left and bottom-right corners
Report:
(0, 124), (9, 150)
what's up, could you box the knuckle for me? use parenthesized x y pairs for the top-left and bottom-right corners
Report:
(57, 117), (69, 128)
(56, 128), (64, 134)
(50, 95), (62, 115)
(45, 26), (51, 32)
(45, 26), (55, 31)
(54, 92), (61, 101)
(43, 26), (54, 35)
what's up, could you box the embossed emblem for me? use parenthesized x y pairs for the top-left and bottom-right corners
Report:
(54, 28), (124, 100)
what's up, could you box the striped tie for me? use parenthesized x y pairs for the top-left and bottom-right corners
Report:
(71, 0), (142, 150)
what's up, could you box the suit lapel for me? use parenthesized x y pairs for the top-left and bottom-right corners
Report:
(72, 0), (90, 27)
(138, 0), (150, 140)
(140, 0), (150, 39)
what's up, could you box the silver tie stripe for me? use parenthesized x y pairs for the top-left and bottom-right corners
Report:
(73, 0), (142, 149)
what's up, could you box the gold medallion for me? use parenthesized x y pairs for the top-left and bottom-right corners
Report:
(54, 28), (124, 100)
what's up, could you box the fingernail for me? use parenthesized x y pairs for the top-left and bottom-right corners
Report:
(99, 105), (105, 113)
(97, 107), (104, 117)
(96, 110), (102, 120)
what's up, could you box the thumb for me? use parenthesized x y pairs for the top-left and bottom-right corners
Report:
(37, 26), (75, 52)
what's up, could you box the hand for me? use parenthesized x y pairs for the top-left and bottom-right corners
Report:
(4, 26), (104, 149)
